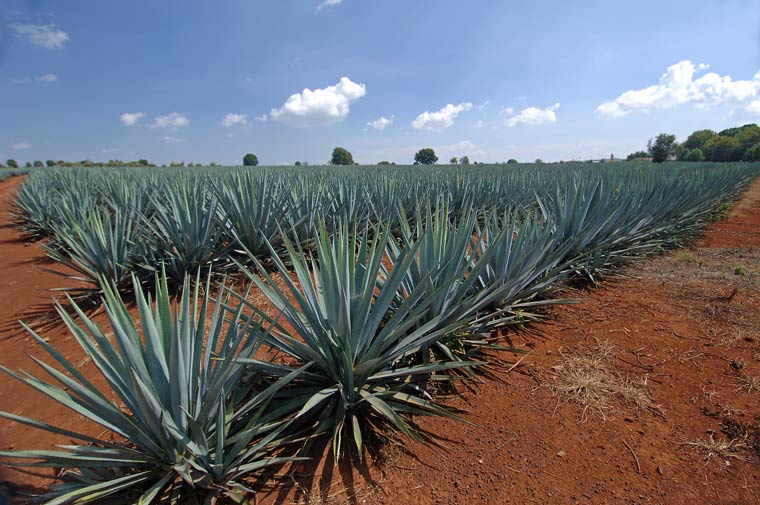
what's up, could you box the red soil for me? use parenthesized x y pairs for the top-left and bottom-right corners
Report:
(0, 175), (759, 504)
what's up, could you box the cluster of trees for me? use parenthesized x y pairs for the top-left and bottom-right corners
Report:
(2, 159), (157, 169)
(629, 124), (760, 163)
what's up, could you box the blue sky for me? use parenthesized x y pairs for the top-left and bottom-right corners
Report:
(1, 0), (760, 165)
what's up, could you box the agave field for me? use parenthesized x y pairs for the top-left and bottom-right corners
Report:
(1, 162), (758, 503)
(0, 169), (26, 183)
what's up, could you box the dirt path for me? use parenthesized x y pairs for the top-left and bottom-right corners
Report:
(0, 175), (759, 504)
(0, 176), (102, 498)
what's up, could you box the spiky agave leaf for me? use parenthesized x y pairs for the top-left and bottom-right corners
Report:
(0, 271), (305, 504)
(42, 207), (140, 291)
(230, 220), (479, 461)
(138, 183), (230, 282)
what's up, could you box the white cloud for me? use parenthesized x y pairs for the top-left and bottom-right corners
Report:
(435, 140), (485, 157)
(12, 73), (58, 84)
(473, 120), (485, 129)
(151, 112), (190, 129)
(503, 107), (515, 116)
(162, 136), (184, 143)
(366, 115), (394, 130)
(12, 143), (31, 150)
(222, 113), (248, 128)
(746, 100), (760, 116)
(411, 102), (473, 131)
(505, 103), (560, 127)
(101, 148), (118, 154)
(255, 114), (268, 122)
(270, 77), (366, 127)
(478, 100), (491, 111)
(595, 60), (760, 118)
(10, 24), (69, 49)
(318, 0), (343, 10)
(120, 112), (146, 126)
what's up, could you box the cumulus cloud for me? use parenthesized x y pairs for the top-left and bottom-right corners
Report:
(120, 112), (146, 126)
(366, 115), (394, 130)
(746, 100), (760, 116)
(222, 113), (248, 128)
(318, 0), (343, 10)
(411, 103), (473, 131)
(151, 112), (190, 129)
(595, 60), (760, 118)
(12, 143), (31, 150)
(10, 24), (69, 49)
(270, 77), (366, 127)
(505, 103), (560, 127)
(162, 136), (183, 143)
(256, 114), (268, 122)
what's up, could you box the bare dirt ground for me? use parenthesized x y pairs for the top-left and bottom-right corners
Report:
(0, 174), (759, 504)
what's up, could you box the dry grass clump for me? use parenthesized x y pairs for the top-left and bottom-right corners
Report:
(734, 372), (760, 394)
(682, 433), (748, 464)
(542, 340), (660, 422)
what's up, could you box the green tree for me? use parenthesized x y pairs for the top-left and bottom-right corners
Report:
(377, 161), (392, 165)
(506, 158), (518, 164)
(681, 148), (705, 162)
(626, 151), (650, 161)
(647, 133), (678, 163)
(6, 159), (18, 168)
(682, 129), (716, 151)
(45, 160), (55, 167)
(534, 159), (544, 164)
(703, 136), (743, 162)
(744, 143), (760, 162)
(460, 155), (470, 165)
(450, 157), (458, 165)
(330, 147), (354, 165)
(33, 160), (43, 168)
(24, 161), (32, 168)
(294, 161), (302, 166)
(414, 148), (438, 165)
(243, 153), (259, 166)
(719, 124), (760, 154)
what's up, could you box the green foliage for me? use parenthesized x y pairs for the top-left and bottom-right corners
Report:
(414, 148), (438, 165)
(6, 159), (18, 168)
(719, 123), (760, 153)
(46, 160), (55, 167)
(330, 147), (354, 165)
(32, 160), (43, 168)
(377, 160), (393, 165)
(744, 143), (760, 162)
(682, 129), (716, 151)
(294, 161), (301, 166)
(243, 153), (259, 166)
(681, 148), (705, 162)
(626, 151), (649, 161)
(647, 133), (678, 163)
(24, 161), (32, 168)
(703, 135), (743, 162)
(506, 158), (518, 164)
(450, 157), (458, 164)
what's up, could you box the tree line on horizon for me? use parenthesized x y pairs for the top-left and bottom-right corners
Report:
(629, 123), (760, 163)
(6, 123), (759, 170)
